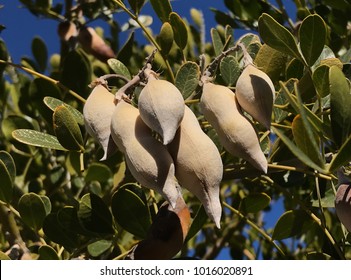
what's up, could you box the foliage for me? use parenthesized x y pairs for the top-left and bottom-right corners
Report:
(0, 0), (351, 260)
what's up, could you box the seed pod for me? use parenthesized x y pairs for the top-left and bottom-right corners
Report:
(83, 84), (116, 160)
(200, 82), (267, 173)
(110, 100), (182, 208)
(57, 21), (77, 43)
(168, 106), (223, 228)
(335, 183), (351, 232)
(78, 26), (115, 62)
(127, 196), (190, 260)
(235, 64), (275, 130)
(138, 78), (185, 145)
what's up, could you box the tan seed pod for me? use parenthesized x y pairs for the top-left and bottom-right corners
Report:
(110, 100), (182, 208)
(138, 78), (185, 145)
(83, 84), (116, 160)
(200, 82), (267, 173)
(127, 196), (191, 260)
(168, 106), (223, 228)
(78, 26), (115, 62)
(235, 64), (275, 130)
(335, 183), (351, 232)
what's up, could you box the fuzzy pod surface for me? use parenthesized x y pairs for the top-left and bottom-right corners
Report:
(335, 183), (351, 232)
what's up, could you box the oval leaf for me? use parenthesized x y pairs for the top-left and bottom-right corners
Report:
(272, 209), (312, 240)
(150, 0), (172, 23)
(329, 133), (351, 172)
(219, 55), (240, 86)
(211, 28), (224, 56)
(0, 151), (16, 184)
(299, 14), (327, 67)
(38, 245), (60, 260)
(185, 205), (207, 243)
(84, 162), (112, 183)
(330, 66), (351, 148)
(239, 193), (271, 214)
(258, 13), (302, 61)
(175, 61), (200, 99)
(111, 184), (151, 239)
(158, 22), (174, 56)
(169, 12), (188, 50)
(78, 193), (114, 235)
(313, 65), (330, 97)
(87, 239), (113, 257)
(32, 36), (48, 72)
(0, 159), (13, 203)
(107, 58), (131, 80)
(12, 129), (68, 151)
(53, 105), (84, 151)
(127, 0), (146, 15)
(18, 193), (47, 230)
(43, 96), (84, 125)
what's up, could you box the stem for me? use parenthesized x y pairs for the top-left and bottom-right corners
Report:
(223, 202), (286, 258)
(0, 60), (86, 103)
(112, 0), (175, 83)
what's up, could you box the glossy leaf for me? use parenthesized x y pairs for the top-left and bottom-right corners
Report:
(169, 12), (188, 50)
(43, 96), (84, 125)
(258, 13), (302, 61)
(329, 133), (351, 172)
(107, 58), (131, 80)
(299, 14), (327, 66)
(117, 32), (134, 65)
(313, 65), (330, 97)
(18, 193), (48, 230)
(286, 58), (304, 80)
(272, 209), (312, 240)
(311, 187), (335, 208)
(87, 239), (112, 257)
(53, 105), (84, 151)
(2, 115), (39, 140)
(0, 159), (13, 203)
(0, 151), (16, 184)
(111, 184), (151, 239)
(12, 129), (67, 151)
(175, 61), (200, 99)
(78, 193), (114, 235)
(158, 22), (174, 56)
(38, 245), (60, 260)
(32, 36), (48, 72)
(219, 55), (240, 86)
(239, 193), (271, 214)
(84, 162), (112, 183)
(330, 66), (351, 147)
(150, 0), (172, 23)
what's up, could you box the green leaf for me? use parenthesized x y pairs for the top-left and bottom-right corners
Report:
(107, 59), (131, 80)
(2, 115), (39, 140)
(219, 55), (240, 86)
(57, 207), (85, 235)
(169, 12), (188, 50)
(311, 187), (335, 208)
(18, 193), (48, 230)
(292, 115), (322, 166)
(330, 66), (351, 147)
(0, 251), (11, 260)
(12, 129), (67, 151)
(239, 193), (271, 214)
(84, 162), (112, 183)
(150, 0), (172, 23)
(286, 58), (304, 80)
(272, 209), (312, 240)
(258, 13), (302, 61)
(313, 65), (330, 97)
(53, 105), (84, 151)
(111, 183), (151, 239)
(175, 61), (200, 99)
(127, 0), (146, 15)
(38, 245), (60, 260)
(0, 159), (13, 203)
(0, 151), (16, 184)
(117, 32), (135, 65)
(329, 133), (351, 172)
(40, 195), (52, 216)
(43, 96), (84, 125)
(299, 14), (327, 67)
(43, 211), (80, 252)
(78, 193), (114, 235)
(61, 49), (91, 97)
(32, 36), (48, 72)
(185, 205), (207, 243)
(210, 28), (223, 56)
(254, 44), (287, 83)
(272, 127), (325, 173)
(0, 39), (9, 77)
(87, 239), (113, 257)
(158, 22), (174, 56)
